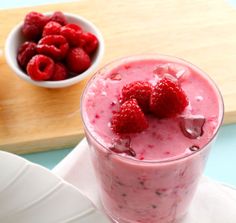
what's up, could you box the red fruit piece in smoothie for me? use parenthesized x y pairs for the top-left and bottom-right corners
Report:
(150, 77), (188, 118)
(109, 72), (122, 81)
(111, 99), (148, 134)
(179, 115), (205, 139)
(121, 81), (152, 113)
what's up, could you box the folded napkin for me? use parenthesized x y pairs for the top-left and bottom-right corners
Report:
(52, 139), (236, 223)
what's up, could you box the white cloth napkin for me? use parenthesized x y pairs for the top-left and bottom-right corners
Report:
(52, 139), (236, 223)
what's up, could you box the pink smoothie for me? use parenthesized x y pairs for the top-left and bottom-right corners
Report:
(81, 55), (223, 223)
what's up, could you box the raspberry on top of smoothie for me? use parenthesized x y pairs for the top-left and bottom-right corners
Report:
(121, 81), (153, 113)
(111, 98), (149, 134)
(111, 77), (189, 136)
(150, 77), (188, 118)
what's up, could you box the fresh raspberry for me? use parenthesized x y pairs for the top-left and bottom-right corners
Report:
(42, 21), (62, 37)
(150, 77), (188, 118)
(60, 23), (82, 46)
(121, 81), (152, 113)
(26, 55), (54, 81)
(49, 11), (67, 25)
(36, 35), (69, 60)
(66, 47), (91, 74)
(79, 32), (98, 54)
(22, 11), (48, 40)
(51, 63), (68, 81)
(111, 99), (148, 134)
(17, 41), (37, 69)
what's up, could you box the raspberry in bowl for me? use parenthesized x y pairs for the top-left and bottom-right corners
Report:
(5, 11), (104, 88)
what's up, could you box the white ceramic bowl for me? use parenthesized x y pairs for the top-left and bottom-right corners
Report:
(5, 12), (104, 88)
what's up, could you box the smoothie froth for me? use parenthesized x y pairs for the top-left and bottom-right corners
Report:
(83, 57), (221, 161)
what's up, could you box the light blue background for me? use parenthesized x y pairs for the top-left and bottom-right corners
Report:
(0, 0), (76, 9)
(2, 0), (236, 187)
(1, 0), (236, 9)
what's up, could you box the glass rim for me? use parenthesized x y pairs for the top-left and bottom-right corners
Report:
(81, 54), (224, 164)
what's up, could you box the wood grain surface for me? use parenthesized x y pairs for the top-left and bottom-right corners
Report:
(0, 0), (235, 154)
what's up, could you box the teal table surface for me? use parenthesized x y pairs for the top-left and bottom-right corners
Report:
(2, 0), (236, 188)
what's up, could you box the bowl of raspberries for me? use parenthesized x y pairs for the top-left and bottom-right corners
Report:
(5, 11), (104, 88)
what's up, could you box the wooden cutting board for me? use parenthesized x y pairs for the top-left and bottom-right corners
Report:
(0, 0), (236, 154)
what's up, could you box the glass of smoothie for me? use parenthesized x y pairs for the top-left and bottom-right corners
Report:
(81, 55), (224, 223)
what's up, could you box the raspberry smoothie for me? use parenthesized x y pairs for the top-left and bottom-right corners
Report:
(81, 55), (223, 223)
